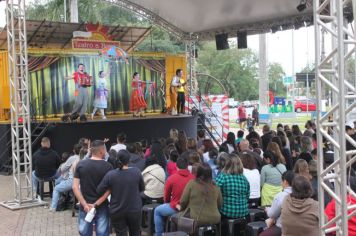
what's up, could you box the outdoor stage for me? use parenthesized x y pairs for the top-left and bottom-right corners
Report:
(0, 113), (198, 156)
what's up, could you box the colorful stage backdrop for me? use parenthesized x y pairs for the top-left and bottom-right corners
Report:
(29, 56), (164, 117)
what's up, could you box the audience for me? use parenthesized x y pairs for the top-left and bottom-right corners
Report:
(127, 143), (145, 171)
(97, 149), (144, 236)
(33, 119), (355, 236)
(73, 140), (113, 235)
(260, 171), (295, 236)
(216, 154), (250, 219)
(261, 151), (286, 206)
(32, 137), (60, 196)
(110, 132), (127, 152)
(177, 163), (222, 228)
(240, 152), (261, 208)
(281, 175), (319, 236)
(154, 157), (195, 236)
(141, 156), (165, 204)
(50, 143), (81, 211)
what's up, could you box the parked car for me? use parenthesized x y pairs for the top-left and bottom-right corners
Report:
(294, 99), (317, 112)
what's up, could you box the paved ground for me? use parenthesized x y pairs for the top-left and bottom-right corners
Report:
(0, 175), (78, 236)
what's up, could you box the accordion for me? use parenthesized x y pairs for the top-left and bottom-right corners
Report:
(78, 73), (92, 87)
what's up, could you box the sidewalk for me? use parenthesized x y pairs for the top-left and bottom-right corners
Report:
(0, 175), (78, 236)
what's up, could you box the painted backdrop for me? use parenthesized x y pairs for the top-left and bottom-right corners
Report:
(29, 55), (163, 117)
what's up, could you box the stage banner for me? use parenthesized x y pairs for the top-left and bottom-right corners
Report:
(29, 56), (163, 117)
(186, 95), (229, 144)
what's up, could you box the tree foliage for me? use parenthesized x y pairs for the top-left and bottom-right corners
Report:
(268, 62), (286, 97)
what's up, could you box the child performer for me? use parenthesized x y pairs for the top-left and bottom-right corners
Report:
(130, 72), (147, 117)
(91, 70), (109, 120)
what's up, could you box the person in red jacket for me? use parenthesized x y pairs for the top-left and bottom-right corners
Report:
(154, 157), (195, 236)
(325, 176), (356, 235)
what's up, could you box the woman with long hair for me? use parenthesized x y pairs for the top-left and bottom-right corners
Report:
(150, 141), (167, 171)
(293, 159), (312, 180)
(222, 132), (237, 154)
(271, 136), (293, 170)
(97, 150), (145, 236)
(216, 154), (250, 219)
(178, 163), (222, 228)
(266, 142), (286, 165)
(91, 70), (109, 120)
(129, 72), (147, 117)
(175, 130), (188, 154)
(260, 150), (287, 206)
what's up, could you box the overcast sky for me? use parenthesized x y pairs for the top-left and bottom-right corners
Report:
(0, 1), (316, 76)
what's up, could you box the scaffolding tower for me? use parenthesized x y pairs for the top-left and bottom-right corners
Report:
(314, 0), (356, 235)
(1, 0), (45, 210)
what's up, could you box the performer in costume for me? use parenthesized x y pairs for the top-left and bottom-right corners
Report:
(171, 69), (186, 115)
(130, 72), (147, 117)
(91, 70), (109, 120)
(63, 63), (92, 122)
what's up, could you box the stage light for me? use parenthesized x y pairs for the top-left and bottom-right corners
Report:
(297, 0), (307, 12)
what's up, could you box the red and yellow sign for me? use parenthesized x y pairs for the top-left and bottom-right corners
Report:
(72, 23), (120, 51)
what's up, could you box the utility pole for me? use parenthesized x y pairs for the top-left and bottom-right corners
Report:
(70, 0), (78, 23)
(259, 34), (268, 115)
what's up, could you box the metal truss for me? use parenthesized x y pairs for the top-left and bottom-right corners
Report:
(1, 0), (45, 210)
(314, 0), (356, 235)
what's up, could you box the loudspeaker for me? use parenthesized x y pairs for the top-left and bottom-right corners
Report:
(215, 33), (229, 50)
(237, 31), (247, 49)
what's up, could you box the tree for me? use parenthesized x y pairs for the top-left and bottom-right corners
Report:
(196, 42), (259, 101)
(268, 62), (286, 97)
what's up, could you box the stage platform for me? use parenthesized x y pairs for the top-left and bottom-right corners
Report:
(0, 113), (198, 156)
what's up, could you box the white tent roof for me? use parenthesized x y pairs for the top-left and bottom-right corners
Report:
(114, 0), (315, 39)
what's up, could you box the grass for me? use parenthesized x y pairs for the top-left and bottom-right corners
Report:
(229, 113), (313, 130)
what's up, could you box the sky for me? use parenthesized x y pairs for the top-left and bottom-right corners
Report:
(0, 1), (316, 76)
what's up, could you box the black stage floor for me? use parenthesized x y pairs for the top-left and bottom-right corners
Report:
(0, 113), (198, 155)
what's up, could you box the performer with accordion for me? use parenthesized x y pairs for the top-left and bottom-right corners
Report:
(63, 63), (92, 122)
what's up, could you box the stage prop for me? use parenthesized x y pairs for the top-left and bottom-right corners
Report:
(186, 95), (229, 144)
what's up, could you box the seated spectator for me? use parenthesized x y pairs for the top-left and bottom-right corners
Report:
(246, 130), (262, 147)
(202, 139), (215, 163)
(207, 148), (219, 180)
(293, 159), (312, 180)
(97, 149), (145, 236)
(187, 151), (201, 175)
(127, 143), (145, 171)
(134, 141), (144, 158)
(281, 175), (319, 236)
(177, 163), (222, 228)
(175, 130), (188, 154)
(167, 149), (179, 177)
(110, 132), (127, 152)
(267, 142), (286, 165)
(325, 176), (356, 235)
(216, 154), (250, 219)
(150, 141), (167, 170)
(272, 135), (293, 170)
(197, 129), (205, 149)
(49, 144), (81, 211)
(239, 139), (263, 171)
(309, 160), (332, 205)
(187, 137), (198, 152)
(32, 137), (60, 195)
(240, 153), (261, 208)
(298, 151), (313, 164)
(222, 132), (237, 154)
(107, 149), (117, 168)
(261, 151), (286, 206)
(235, 130), (245, 145)
(141, 156), (165, 204)
(216, 152), (229, 175)
(154, 157), (195, 236)
(170, 128), (179, 143)
(260, 171), (295, 236)
(261, 125), (274, 152)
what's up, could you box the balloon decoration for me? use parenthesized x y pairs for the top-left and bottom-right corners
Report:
(100, 45), (128, 63)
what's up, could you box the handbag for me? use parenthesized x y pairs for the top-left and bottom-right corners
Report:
(177, 186), (206, 234)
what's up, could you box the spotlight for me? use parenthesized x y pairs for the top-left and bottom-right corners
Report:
(297, 0), (307, 12)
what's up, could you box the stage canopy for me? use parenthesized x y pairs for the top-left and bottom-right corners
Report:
(108, 0), (353, 40)
(0, 19), (151, 51)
